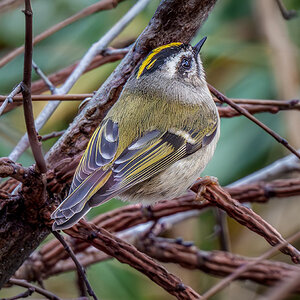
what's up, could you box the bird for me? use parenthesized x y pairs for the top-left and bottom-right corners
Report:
(51, 37), (220, 230)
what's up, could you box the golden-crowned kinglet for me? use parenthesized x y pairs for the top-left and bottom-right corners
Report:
(52, 37), (220, 230)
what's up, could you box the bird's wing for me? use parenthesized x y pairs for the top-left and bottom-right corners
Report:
(69, 119), (119, 194)
(51, 118), (218, 229)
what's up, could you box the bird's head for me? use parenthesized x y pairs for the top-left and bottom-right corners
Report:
(134, 37), (207, 88)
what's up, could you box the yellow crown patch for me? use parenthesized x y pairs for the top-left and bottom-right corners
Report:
(136, 42), (182, 79)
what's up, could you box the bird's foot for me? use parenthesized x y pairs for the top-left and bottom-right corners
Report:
(195, 176), (219, 201)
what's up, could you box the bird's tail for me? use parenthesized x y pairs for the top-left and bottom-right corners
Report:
(51, 168), (112, 230)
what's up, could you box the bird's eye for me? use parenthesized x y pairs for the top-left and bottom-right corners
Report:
(181, 58), (191, 70)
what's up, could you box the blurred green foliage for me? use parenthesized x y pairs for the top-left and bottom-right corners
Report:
(1, 0), (300, 299)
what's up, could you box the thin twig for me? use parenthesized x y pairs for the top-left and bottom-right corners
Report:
(1, 48), (129, 115)
(57, 0), (150, 94)
(222, 98), (300, 107)
(214, 208), (231, 252)
(3, 287), (35, 300)
(218, 103), (300, 117)
(201, 231), (300, 299)
(8, 278), (61, 300)
(274, 0), (297, 20)
(208, 84), (300, 160)
(0, 94), (91, 102)
(0, 84), (21, 116)
(0, 0), (125, 68)
(52, 231), (98, 300)
(0, 0), (23, 14)
(9, 0), (150, 162)
(32, 61), (56, 93)
(40, 130), (65, 141)
(21, 0), (47, 173)
(2, 95), (300, 110)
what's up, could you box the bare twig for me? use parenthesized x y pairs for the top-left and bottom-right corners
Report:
(3, 287), (35, 300)
(40, 130), (65, 141)
(201, 231), (300, 299)
(226, 178), (300, 203)
(32, 61), (56, 93)
(8, 278), (61, 300)
(0, 0), (23, 13)
(1, 48), (128, 114)
(9, 0), (150, 162)
(0, 0), (125, 68)
(2, 95), (300, 111)
(214, 209), (231, 251)
(224, 98), (300, 107)
(218, 103), (300, 117)
(21, 0), (47, 174)
(0, 94), (91, 102)
(209, 84), (300, 160)
(0, 84), (21, 116)
(274, 0), (297, 20)
(51, 231), (98, 300)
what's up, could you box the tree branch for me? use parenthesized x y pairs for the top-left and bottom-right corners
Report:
(51, 231), (98, 300)
(274, 0), (297, 20)
(66, 220), (202, 300)
(21, 0), (47, 174)
(209, 84), (300, 160)
(0, 84), (21, 116)
(8, 279), (61, 300)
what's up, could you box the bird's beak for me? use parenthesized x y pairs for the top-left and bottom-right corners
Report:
(193, 37), (207, 55)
